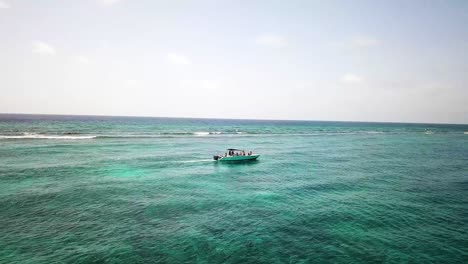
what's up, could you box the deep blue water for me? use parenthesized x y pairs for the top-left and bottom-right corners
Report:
(0, 114), (467, 263)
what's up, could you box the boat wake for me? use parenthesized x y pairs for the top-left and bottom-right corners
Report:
(178, 159), (214, 163)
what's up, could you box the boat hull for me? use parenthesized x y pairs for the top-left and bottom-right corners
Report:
(218, 155), (259, 162)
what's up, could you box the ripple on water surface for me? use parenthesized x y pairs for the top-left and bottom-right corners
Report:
(0, 117), (467, 263)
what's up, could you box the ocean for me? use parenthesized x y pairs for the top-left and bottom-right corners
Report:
(0, 114), (467, 263)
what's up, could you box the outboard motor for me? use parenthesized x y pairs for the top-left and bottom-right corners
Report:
(213, 155), (221, 161)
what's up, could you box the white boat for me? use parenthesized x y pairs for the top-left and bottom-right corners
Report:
(214, 148), (259, 162)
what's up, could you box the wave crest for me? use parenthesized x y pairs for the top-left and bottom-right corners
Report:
(0, 133), (96, 139)
(2, 130), (465, 140)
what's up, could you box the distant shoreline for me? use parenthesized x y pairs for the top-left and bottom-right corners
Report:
(0, 112), (467, 126)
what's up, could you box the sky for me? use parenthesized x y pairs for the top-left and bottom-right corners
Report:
(0, 0), (467, 124)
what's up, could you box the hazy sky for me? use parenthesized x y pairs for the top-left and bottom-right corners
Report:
(1, 0), (467, 123)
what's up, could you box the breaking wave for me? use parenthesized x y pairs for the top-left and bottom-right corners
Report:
(0, 131), (235, 140)
(1, 130), (465, 140)
(193, 132), (209, 136)
(0, 133), (96, 140)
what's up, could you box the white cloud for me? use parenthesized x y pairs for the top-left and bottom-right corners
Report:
(333, 36), (380, 51)
(199, 79), (220, 90)
(32, 41), (56, 55)
(98, 0), (120, 6)
(255, 34), (287, 48)
(342, 73), (363, 83)
(74, 55), (91, 64)
(351, 37), (379, 48)
(125, 79), (138, 87)
(0, 1), (10, 9)
(167, 53), (191, 65)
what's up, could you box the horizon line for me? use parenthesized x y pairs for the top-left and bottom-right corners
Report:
(1, 112), (467, 126)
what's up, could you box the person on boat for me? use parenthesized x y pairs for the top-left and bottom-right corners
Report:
(242, 150), (246, 156)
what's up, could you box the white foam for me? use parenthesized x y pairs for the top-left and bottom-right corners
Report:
(193, 132), (210, 136)
(464, 132), (468, 135)
(179, 159), (213, 163)
(0, 133), (96, 140)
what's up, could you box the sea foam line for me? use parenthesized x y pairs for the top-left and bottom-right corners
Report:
(0, 134), (97, 139)
(3, 130), (461, 140)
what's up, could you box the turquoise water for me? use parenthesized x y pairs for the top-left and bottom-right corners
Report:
(1, 114), (467, 263)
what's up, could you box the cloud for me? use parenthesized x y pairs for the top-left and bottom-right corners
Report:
(333, 36), (380, 51)
(167, 53), (191, 65)
(98, 0), (120, 6)
(351, 37), (380, 48)
(0, 1), (10, 9)
(32, 41), (56, 55)
(75, 55), (91, 64)
(125, 79), (138, 87)
(199, 79), (220, 90)
(255, 34), (287, 48)
(342, 73), (363, 83)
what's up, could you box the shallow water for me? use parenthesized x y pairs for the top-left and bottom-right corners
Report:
(1, 114), (467, 263)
